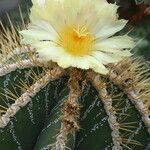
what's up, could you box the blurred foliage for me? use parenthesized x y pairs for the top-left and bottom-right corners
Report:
(11, 0), (32, 25)
(0, 0), (149, 60)
(131, 21), (150, 60)
(0, 0), (32, 26)
(146, 0), (150, 5)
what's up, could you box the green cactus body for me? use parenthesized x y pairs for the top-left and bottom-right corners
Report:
(0, 43), (149, 149)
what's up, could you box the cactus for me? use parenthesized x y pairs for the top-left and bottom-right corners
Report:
(0, 0), (150, 150)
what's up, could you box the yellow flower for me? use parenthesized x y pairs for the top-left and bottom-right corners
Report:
(20, 0), (135, 75)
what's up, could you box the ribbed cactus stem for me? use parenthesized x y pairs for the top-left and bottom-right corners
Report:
(0, 58), (48, 77)
(0, 67), (64, 128)
(54, 92), (81, 150)
(109, 72), (150, 134)
(54, 69), (83, 150)
(89, 72), (122, 150)
(126, 90), (150, 134)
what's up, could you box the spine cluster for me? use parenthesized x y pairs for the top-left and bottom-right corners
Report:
(109, 58), (150, 134)
(54, 69), (84, 150)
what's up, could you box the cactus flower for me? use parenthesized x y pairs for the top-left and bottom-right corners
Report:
(20, 0), (135, 74)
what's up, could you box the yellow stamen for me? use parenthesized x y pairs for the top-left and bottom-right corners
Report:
(59, 26), (95, 56)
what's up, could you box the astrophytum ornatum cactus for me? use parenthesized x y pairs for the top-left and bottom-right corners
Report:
(0, 0), (150, 150)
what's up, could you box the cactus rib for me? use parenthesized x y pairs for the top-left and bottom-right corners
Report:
(111, 72), (150, 134)
(109, 60), (150, 133)
(0, 58), (48, 77)
(89, 71), (122, 150)
(52, 69), (84, 150)
(0, 66), (64, 128)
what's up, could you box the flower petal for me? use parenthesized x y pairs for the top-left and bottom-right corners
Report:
(95, 19), (128, 39)
(57, 55), (91, 70)
(90, 3), (119, 33)
(32, 0), (46, 6)
(37, 45), (63, 61)
(95, 35), (135, 51)
(20, 21), (58, 44)
(88, 56), (109, 74)
(92, 51), (123, 64)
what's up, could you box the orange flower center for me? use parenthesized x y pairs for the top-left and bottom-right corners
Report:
(59, 26), (95, 56)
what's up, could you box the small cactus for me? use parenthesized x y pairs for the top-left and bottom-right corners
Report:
(0, 0), (150, 150)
